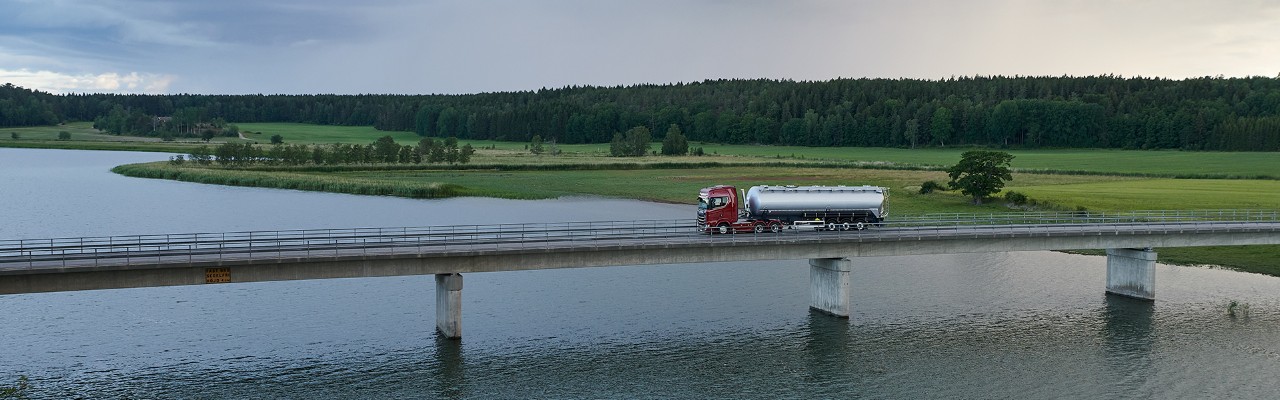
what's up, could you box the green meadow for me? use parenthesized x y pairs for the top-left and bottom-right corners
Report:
(1013, 179), (1280, 211)
(235, 123), (421, 144)
(232, 123), (1280, 178)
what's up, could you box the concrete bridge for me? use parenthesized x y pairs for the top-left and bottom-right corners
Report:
(3, 210), (1278, 338)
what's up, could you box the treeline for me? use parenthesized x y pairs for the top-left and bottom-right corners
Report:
(175, 136), (475, 166)
(3, 75), (1280, 151)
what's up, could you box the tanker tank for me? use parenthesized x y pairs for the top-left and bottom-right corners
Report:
(745, 185), (887, 222)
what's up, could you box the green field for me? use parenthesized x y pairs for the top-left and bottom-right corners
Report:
(232, 123), (1280, 178)
(693, 144), (1280, 178)
(3, 122), (156, 142)
(235, 123), (421, 145)
(1014, 179), (1280, 211)
(9, 122), (1279, 179)
(0, 121), (253, 152)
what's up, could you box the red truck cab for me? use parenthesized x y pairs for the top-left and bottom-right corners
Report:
(698, 185), (781, 234)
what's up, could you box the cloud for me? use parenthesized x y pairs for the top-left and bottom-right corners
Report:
(5, 0), (1280, 94)
(0, 69), (175, 94)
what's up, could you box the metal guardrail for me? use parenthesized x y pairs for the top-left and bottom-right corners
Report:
(1, 210), (1277, 270)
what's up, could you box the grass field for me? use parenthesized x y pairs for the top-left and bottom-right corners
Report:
(692, 144), (1280, 178)
(1013, 179), (1280, 211)
(235, 123), (421, 144)
(232, 123), (1280, 178)
(9, 122), (1279, 178)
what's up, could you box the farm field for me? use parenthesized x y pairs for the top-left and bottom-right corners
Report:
(7, 122), (1279, 179)
(233, 123), (1280, 178)
(235, 123), (421, 144)
(0, 121), (248, 152)
(1013, 179), (1280, 211)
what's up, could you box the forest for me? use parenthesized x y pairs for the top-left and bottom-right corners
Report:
(2, 75), (1279, 151)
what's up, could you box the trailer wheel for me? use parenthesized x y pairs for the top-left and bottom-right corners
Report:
(717, 223), (731, 235)
(769, 222), (782, 233)
(855, 221), (866, 230)
(753, 223), (765, 234)
(840, 222), (851, 231)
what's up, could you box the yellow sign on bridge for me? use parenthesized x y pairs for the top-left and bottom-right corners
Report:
(204, 268), (231, 283)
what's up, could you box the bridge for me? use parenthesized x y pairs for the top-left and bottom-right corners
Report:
(3, 210), (1278, 338)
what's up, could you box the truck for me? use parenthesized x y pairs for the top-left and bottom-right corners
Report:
(697, 184), (888, 234)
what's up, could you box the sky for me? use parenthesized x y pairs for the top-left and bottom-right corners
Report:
(2, 0), (1278, 95)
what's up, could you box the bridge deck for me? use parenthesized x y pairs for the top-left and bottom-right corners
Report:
(2, 210), (1278, 294)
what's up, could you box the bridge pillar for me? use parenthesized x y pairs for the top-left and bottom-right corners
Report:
(1106, 248), (1156, 300)
(810, 258), (852, 318)
(435, 273), (463, 339)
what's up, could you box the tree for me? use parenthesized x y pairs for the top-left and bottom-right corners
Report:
(459, 143), (475, 163)
(947, 150), (1014, 204)
(270, 134), (284, 145)
(610, 126), (651, 157)
(931, 106), (953, 146)
(661, 124), (688, 155)
(9, 132), (17, 140)
(530, 135), (544, 154)
(201, 130), (216, 142)
(444, 137), (459, 163)
(904, 118), (919, 148)
(372, 135), (400, 162)
(58, 131), (71, 140)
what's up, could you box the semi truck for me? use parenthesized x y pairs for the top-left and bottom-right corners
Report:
(697, 184), (888, 234)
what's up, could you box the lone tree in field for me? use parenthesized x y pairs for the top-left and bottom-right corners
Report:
(661, 124), (688, 155)
(610, 126), (651, 157)
(947, 150), (1014, 204)
(530, 135), (544, 154)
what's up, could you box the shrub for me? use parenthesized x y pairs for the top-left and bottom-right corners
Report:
(919, 180), (947, 194)
(58, 131), (71, 140)
(1004, 191), (1029, 205)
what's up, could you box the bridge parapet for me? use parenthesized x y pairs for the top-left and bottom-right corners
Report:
(2, 210), (1277, 272)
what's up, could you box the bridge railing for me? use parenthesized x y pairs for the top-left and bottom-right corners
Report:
(0, 219), (698, 267)
(1, 210), (1276, 268)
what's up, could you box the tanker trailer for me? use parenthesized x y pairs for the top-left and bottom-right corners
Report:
(698, 184), (887, 234)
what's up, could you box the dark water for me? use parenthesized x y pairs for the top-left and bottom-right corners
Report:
(3, 148), (1280, 399)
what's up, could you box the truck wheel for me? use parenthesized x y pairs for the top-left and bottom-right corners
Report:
(753, 223), (765, 234)
(717, 223), (731, 235)
(770, 222), (782, 233)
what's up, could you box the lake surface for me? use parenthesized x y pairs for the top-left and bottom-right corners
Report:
(3, 147), (1280, 398)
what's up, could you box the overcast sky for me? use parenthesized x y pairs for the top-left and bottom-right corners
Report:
(2, 0), (1278, 95)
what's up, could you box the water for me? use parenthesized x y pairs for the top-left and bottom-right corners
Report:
(3, 147), (1280, 398)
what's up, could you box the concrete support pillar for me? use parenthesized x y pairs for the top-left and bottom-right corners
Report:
(435, 273), (463, 339)
(809, 258), (853, 318)
(1106, 248), (1156, 300)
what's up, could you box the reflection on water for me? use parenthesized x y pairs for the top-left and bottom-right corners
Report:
(433, 335), (466, 399)
(1102, 294), (1156, 396)
(4, 148), (1280, 398)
